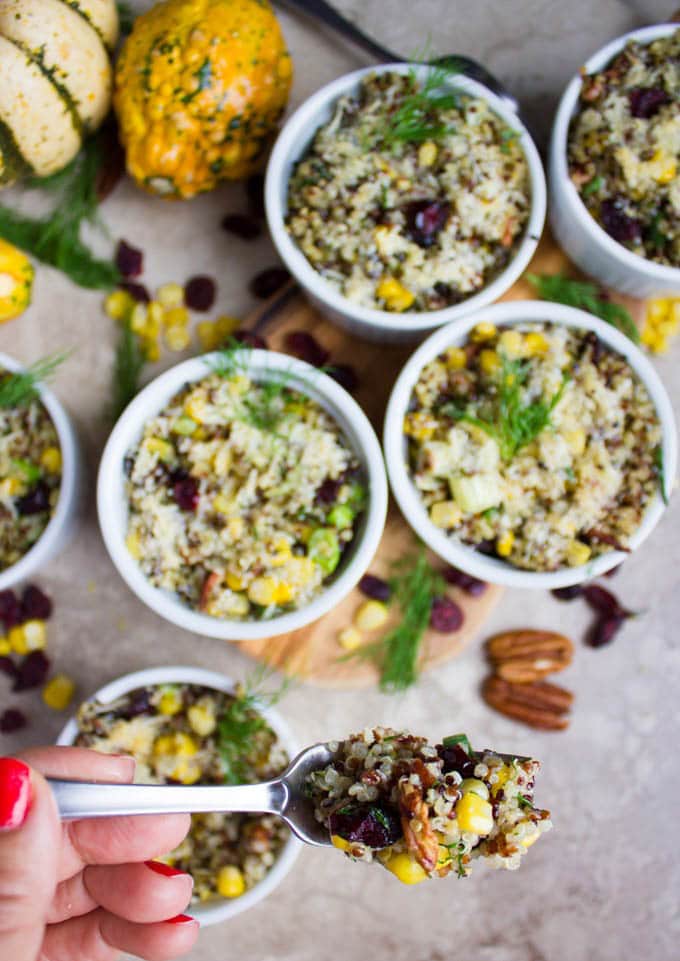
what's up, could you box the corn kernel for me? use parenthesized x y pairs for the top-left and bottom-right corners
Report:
(172, 416), (197, 436)
(187, 702), (216, 737)
(215, 315), (240, 339)
(214, 494), (235, 516)
(445, 346), (466, 369)
(479, 348), (500, 375)
(384, 852), (428, 885)
(272, 582), (294, 605)
(430, 500), (462, 529)
(157, 283), (184, 308)
(331, 834), (351, 852)
(126, 531), (142, 559)
(498, 329), (524, 359)
(8, 625), (27, 654)
(218, 592), (250, 617)
(227, 517), (244, 540)
(565, 540), (591, 567)
(459, 778), (490, 801)
(655, 159), (676, 185)
(248, 576), (279, 607)
(147, 301), (164, 334)
(153, 732), (197, 757)
(158, 686), (182, 715)
(216, 865), (246, 899)
(165, 325), (191, 351)
(354, 600), (388, 632)
(338, 626), (362, 650)
(564, 429), (586, 456)
(130, 303), (148, 334)
(471, 322), (497, 342)
(104, 290), (134, 321)
(145, 437), (174, 461)
(184, 393), (207, 422)
(455, 792), (494, 835)
(197, 320), (221, 351)
(42, 674), (75, 711)
(496, 531), (515, 557)
(403, 411), (436, 441)
(418, 141), (438, 167)
(490, 763), (511, 793)
(524, 331), (549, 356)
(225, 570), (245, 591)
(0, 637), (9, 656)
(37, 447), (61, 477)
(376, 277), (415, 312)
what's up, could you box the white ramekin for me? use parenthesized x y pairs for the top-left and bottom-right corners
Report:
(384, 300), (677, 589)
(266, 62), (546, 344)
(0, 351), (81, 591)
(97, 349), (388, 640)
(549, 23), (680, 299)
(56, 665), (302, 926)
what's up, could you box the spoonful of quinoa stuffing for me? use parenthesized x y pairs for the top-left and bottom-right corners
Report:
(305, 727), (551, 883)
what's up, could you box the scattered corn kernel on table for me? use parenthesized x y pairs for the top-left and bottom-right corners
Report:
(1, 2), (679, 960)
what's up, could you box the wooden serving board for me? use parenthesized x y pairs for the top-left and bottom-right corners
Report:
(235, 230), (644, 687)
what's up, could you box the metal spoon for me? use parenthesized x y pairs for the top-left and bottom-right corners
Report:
(278, 0), (519, 114)
(48, 744), (529, 847)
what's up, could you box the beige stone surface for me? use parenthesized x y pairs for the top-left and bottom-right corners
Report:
(1, 3), (679, 960)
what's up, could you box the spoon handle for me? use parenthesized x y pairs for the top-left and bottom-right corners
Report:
(280, 0), (399, 62)
(48, 777), (285, 820)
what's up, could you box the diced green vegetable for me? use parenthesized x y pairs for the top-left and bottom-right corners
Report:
(328, 504), (354, 529)
(308, 528), (341, 575)
(11, 458), (41, 483)
(172, 416), (198, 436)
(450, 474), (502, 514)
(442, 733), (472, 755)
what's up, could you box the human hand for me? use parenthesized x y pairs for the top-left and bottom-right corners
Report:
(0, 747), (200, 961)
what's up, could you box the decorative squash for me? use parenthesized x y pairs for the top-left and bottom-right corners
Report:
(0, 239), (34, 322)
(114, 0), (293, 199)
(0, 0), (118, 187)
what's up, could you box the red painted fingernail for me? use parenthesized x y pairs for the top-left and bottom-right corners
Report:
(165, 914), (195, 924)
(0, 758), (31, 831)
(145, 860), (186, 878)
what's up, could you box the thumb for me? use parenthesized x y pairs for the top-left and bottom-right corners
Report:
(0, 757), (61, 961)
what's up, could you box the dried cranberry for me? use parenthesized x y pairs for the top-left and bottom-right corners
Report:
(358, 574), (391, 603)
(0, 590), (22, 630)
(285, 331), (329, 367)
(430, 596), (464, 632)
(185, 275), (216, 312)
(249, 267), (290, 300)
(118, 687), (152, 719)
(13, 651), (50, 692)
(0, 657), (18, 681)
(582, 584), (632, 620)
(442, 566), (487, 597)
(231, 330), (267, 349)
(0, 708), (27, 733)
(21, 585), (52, 621)
(115, 240), (144, 278)
(315, 478), (341, 505)
(551, 585), (583, 601)
(328, 802), (401, 848)
(326, 364), (359, 393)
(173, 476), (199, 512)
(119, 281), (150, 303)
(404, 199), (450, 248)
(586, 615), (624, 648)
(600, 200), (641, 246)
(629, 86), (670, 119)
(438, 743), (476, 778)
(16, 482), (50, 516)
(246, 173), (265, 219)
(221, 213), (262, 240)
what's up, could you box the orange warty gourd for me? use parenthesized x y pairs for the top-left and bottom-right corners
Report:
(114, 0), (293, 199)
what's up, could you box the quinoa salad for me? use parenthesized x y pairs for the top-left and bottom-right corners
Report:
(286, 69), (531, 312)
(405, 321), (662, 571)
(125, 365), (365, 619)
(75, 682), (290, 903)
(568, 30), (680, 267)
(306, 728), (550, 883)
(0, 374), (62, 571)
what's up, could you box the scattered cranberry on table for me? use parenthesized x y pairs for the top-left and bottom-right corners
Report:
(358, 574), (391, 603)
(185, 275), (217, 311)
(115, 240), (144, 278)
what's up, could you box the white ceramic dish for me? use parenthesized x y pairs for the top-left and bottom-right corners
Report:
(57, 665), (302, 926)
(384, 300), (677, 588)
(549, 23), (680, 299)
(0, 351), (81, 591)
(97, 349), (388, 640)
(266, 62), (547, 344)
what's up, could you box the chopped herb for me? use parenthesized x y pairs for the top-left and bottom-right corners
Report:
(11, 459), (41, 483)
(499, 127), (520, 154)
(582, 174), (603, 197)
(111, 320), (145, 420)
(517, 794), (533, 810)
(654, 445), (669, 505)
(216, 666), (293, 785)
(0, 352), (69, 409)
(442, 733), (472, 755)
(456, 848), (467, 878)
(371, 806), (391, 830)
(344, 550), (445, 692)
(0, 134), (120, 290)
(443, 354), (569, 461)
(376, 60), (461, 147)
(646, 211), (667, 252)
(527, 273), (640, 343)
(564, 466), (576, 482)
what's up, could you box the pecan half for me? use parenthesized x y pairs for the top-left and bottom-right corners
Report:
(482, 676), (573, 730)
(396, 780), (439, 873)
(486, 629), (574, 683)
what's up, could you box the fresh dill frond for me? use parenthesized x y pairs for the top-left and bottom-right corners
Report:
(0, 134), (120, 290)
(517, 794), (534, 810)
(216, 667), (294, 785)
(654, 445), (669, 506)
(111, 321), (145, 420)
(0, 351), (70, 409)
(527, 273), (640, 343)
(443, 354), (568, 461)
(377, 59), (461, 147)
(346, 551), (445, 692)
